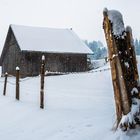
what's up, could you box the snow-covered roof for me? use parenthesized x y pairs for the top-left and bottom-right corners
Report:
(11, 24), (92, 54)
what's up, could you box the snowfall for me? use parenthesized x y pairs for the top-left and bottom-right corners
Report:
(0, 59), (140, 140)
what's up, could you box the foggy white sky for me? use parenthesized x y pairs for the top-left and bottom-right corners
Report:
(0, 0), (140, 52)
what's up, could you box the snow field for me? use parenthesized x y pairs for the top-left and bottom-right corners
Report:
(0, 67), (115, 140)
(0, 60), (140, 140)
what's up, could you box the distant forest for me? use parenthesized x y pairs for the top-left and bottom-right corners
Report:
(85, 38), (140, 60)
(134, 39), (140, 55)
(84, 40), (107, 60)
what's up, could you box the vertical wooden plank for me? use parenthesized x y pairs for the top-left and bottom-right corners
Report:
(115, 55), (130, 115)
(103, 10), (123, 127)
(126, 27), (139, 86)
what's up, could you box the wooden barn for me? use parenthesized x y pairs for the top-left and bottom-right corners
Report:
(0, 24), (93, 77)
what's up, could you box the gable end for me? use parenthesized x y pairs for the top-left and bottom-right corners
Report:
(0, 26), (21, 65)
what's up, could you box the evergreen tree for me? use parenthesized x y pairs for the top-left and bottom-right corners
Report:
(84, 40), (107, 59)
(134, 39), (140, 55)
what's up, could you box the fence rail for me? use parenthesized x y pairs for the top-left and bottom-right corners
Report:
(0, 67), (111, 86)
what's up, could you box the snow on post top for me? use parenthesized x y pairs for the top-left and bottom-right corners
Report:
(107, 10), (125, 38)
(126, 26), (132, 34)
(103, 8), (108, 13)
(103, 7), (108, 15)
(16, 66), (20, 70)
(5, 72), (8, 75)
(42, 55), (45, 61)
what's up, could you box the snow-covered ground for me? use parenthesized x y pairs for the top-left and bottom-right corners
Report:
(89, 59), (107, 70)
(0, 60), (140, 140)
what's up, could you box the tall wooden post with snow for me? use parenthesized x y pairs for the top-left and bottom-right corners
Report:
(16, 67), (20, 100)
(103, 8), (140, 131)
(40, 55), (45, 109)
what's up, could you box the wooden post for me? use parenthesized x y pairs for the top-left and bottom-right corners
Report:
(16, 67), (20, 100)
(126, 26), (139, 87)
(40, 55), (45, 109)
(103, 8), (140, 130)
(103, 9), (132, 129)
(103, 10), (123, 128)
(3, 72), (8, 96)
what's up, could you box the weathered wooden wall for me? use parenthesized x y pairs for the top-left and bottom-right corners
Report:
(1, 28), (21, 76)
(20, 51), (87, 77)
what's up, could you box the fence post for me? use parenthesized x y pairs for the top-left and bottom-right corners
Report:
(3, 72), (8, 96)
(103, 9), (133, 129)
(40, 55), (45, 109)
(126, 26), (139, 88)
(103, 9), (123, 128)
(103, 9), (140, 130)
(16, 67), (20, 100)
